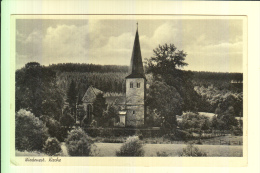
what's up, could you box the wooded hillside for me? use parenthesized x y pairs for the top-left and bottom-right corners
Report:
(16, 63), (243, 115)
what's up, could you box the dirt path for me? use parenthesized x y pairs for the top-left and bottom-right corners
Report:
(60, 142), (69, 156)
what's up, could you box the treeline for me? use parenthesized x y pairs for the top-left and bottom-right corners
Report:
(56, 72), (127, 100)
(48, 63), (129, 73)
(192, 71), (243, 92)
(47, 63), (243, 93)
(16, 62), (243, 115)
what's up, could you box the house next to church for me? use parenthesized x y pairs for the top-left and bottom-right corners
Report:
(81, 26), (146, 127)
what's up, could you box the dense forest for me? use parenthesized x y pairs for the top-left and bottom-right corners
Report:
(52, 64), (243, 101)
(16, 62), (243, 115)
(15, 62), (243, 147)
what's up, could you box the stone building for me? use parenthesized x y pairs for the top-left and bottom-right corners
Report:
(81, 26), (146, 127)
(125, 26), (146, 127)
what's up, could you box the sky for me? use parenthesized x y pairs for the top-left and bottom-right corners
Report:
(16, 19), (244, 72)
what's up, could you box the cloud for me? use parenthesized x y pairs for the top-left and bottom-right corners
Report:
(16, 19), (244, 72)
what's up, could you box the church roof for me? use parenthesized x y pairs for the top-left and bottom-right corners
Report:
(105, 96), (126, 105)
(126, 26), (145, 79)
(82, 86), (103, 103)
(82, 86), (126, 105)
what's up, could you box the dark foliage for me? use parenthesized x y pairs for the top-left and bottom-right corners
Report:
(99, 105), (119, 127)
(146, 44), (201, 114)
(65, 128), (95, 156)
(60, 107), (75, 127)
(43, 137), (61, 156)
(193, 71), (243, 92)
(56, 72), (127, 98)
(48, 63), (128, 73)
(15, 62), (243, 130)
(43, 117), (66, 142)
(92, 93), (107, 123)
(84, 128), (163, 138)
(179, 143), (207, 157)
(116, 136), (144, 156)
(15, 109), (49, 151)
(16, 62), (64, 119)
(146, 81), (182, 131)
(67, 80), (77, 115)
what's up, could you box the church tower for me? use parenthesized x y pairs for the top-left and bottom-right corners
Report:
(125, 24), (146, 127)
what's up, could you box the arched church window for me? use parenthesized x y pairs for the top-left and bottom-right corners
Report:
(130, 82), (133, 88)
(137, 82), (141, 88)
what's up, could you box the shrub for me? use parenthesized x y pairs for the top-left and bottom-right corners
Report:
(65, 128), (95, 156)
(164, 129), (192, 141)
(116, 136), (144, 156)
(179, 143), (207, 157)
(60, 108), (75, 127)
(43, 137), (61, 156)
(102, 137), (125, 143)
(15, 109), (49, 151)
(156, 151), (170, 157)
(44, 117), (67, 142)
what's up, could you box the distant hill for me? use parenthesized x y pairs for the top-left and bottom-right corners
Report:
(48, 63), (129, 73)
(16, 62), (243, 115)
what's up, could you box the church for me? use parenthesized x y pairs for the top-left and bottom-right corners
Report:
(81, 26), (146, 127)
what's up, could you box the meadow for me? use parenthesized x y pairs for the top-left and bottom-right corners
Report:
(16, 139), (243, 157)
(94, 143), (243, 157)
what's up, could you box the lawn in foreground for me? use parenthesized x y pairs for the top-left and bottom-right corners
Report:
(95, 143), (243, 157)
(16, 143), (243, 157)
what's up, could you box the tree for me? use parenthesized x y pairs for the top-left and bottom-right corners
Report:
(99, 105), (119, 127)
(221, 106), (238, 130)
(180, 112), (210, 133)
(43, 116), (66, 142)
(146, 44), (199, 112)
(92, 93), (107, 124)
(67, 80), (77, 115)
(60, 107), (75, 127)
(15, 109), (49, 151)
(146, 44), (188, 78)
(15, 62), (64, 120)
(146, 81), (182, 132)
(211, 115), (218, 130)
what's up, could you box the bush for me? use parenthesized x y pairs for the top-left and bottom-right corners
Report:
(44, 117), (67, 142)
(156, 151), (170, 157)
(60, 108), (75, 127)
(179, 143), (207, 157)
(135, 130), (143, 140)
(43, 137), (61, 156)
(164, 129), (193, 141)
(15, 109), (49, 151)
(102, 137), (125, 143)
(116, 136), (144, 156)
(65, 128), (95, 156)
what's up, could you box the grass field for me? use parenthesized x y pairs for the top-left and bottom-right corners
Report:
(94, 143), (243, 157)
(16, 143), (243, 157)
(91, 135), (243, 145)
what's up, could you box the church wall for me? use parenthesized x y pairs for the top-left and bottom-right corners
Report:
(126, 78), (146, 127)
(126, 78), (145, 104)
(126, 105), (145, 127)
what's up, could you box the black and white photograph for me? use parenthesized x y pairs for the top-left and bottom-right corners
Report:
(13, 16), (246, 159)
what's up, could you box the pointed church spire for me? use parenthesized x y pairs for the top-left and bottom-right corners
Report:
(126, 24), (145, 79)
